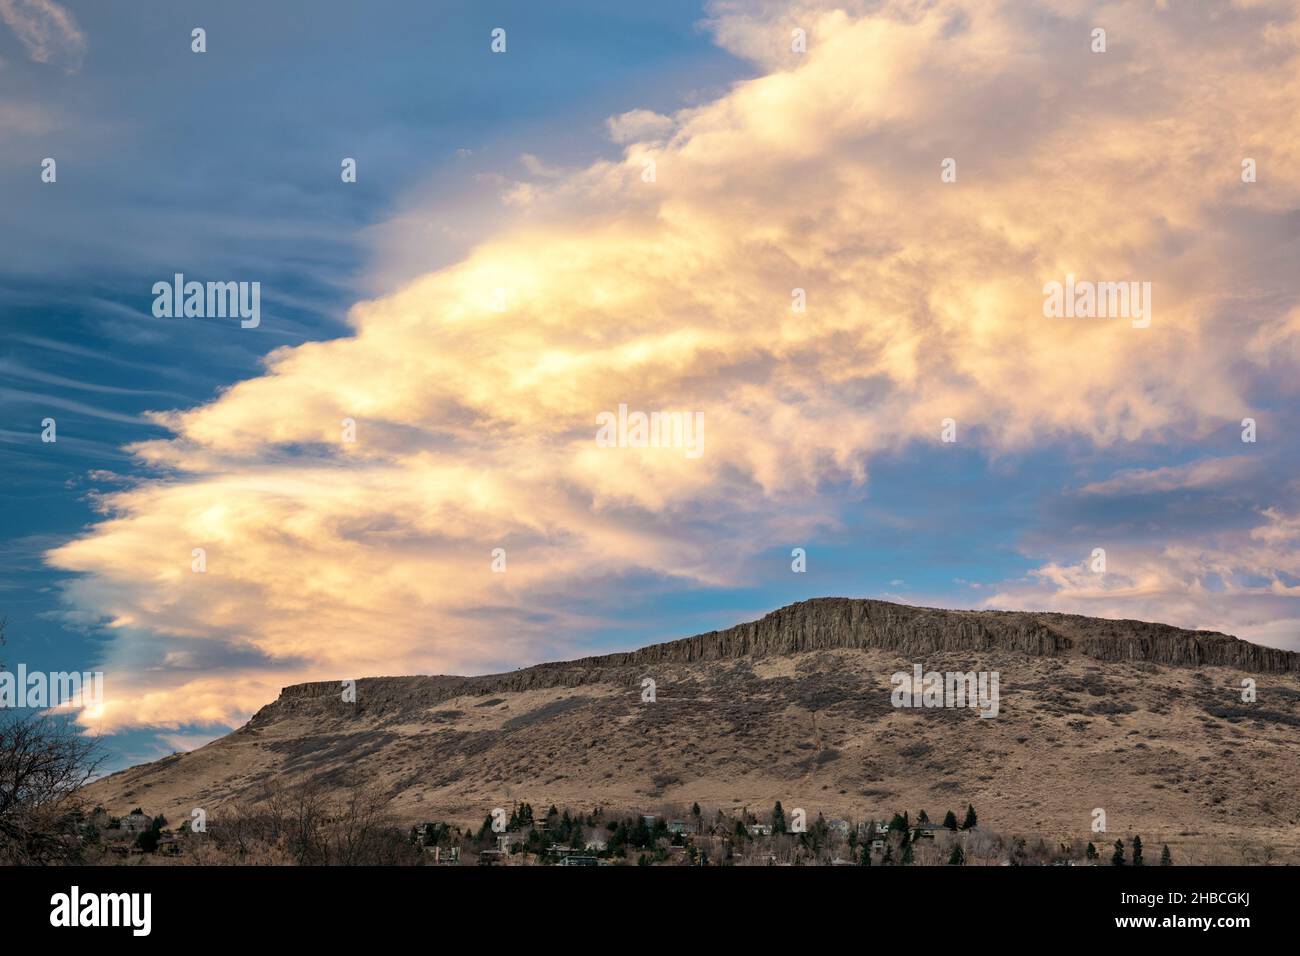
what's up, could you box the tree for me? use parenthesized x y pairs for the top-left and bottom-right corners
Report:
(943, 810), (958, 831)
(136, 828), (160, 853)
(1160, 844), (1172, 866)
(1131, 835), (1144, 866)
(771, 801), (787, 834)
(961, 805), (977, 830)
(0, 712), (103, 864)
(948, 845), (965, 865)
(1086, 842), (1098, 861)
(899, 839), (913, 865)
(1111, 839), (1125, 866)
(917, 809), (929, 824)
(859, 843), (871, 865)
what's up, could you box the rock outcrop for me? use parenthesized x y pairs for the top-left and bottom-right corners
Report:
(263, 598), (1298, 720)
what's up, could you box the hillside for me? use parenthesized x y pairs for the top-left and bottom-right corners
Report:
(83, 599), (1300, 862)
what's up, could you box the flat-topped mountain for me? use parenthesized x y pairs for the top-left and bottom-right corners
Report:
(84, 599), (1300, 862)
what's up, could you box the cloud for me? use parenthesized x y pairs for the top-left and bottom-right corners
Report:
(46, 0), (1300, 731)
(984, 507), (1300, 651)
(606, 108), (675, 144)
(1075, 456), (1260, 497)
(0, 0), (85, 72)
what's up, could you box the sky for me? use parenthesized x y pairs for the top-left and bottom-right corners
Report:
(2, 0), (1298, 773)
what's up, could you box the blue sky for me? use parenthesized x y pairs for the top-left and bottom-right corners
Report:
(3, 0), (1299, 772)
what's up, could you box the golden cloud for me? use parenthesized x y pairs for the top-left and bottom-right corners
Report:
(48, 0), (1300, 730)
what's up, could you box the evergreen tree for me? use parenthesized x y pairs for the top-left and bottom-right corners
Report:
(961, 804), (977, 830)
(1131, 835), (1144, 866)
(1111, 839), (1125, 866)
(1086, 842), (1097, 861)
(917, 809), (929, 823)
(948, 845), (965, 865)
(1160, 844), (1172, 866)
(860, 843), (872, 866)
(943, 810), (958, 831)
(900, 840), (913, 865)
(772, 801), (787, 834)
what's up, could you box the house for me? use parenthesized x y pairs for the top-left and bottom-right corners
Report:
(585, 839), (608, 852)
(548, 845), (591, 858)
(477, 849), (507, 866)
(827, 819), (851, 836)
(429, 846), (460, 864)
(911, 822), (950, 840)
(667, 821), (694, 835)
(120, 811), (154, 834)
(642, 815), (658, 828)
(747, 824), (772, 837)
(557, 855), (600, 866)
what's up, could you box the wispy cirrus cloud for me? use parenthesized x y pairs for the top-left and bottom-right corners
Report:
(0, 0), (85, 72)
(45, 0), (1300, 731)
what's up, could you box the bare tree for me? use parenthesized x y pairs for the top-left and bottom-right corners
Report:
(0, 619), (105, 863)
(207, 777), (419, 865)
(0, 713), (103, 863)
